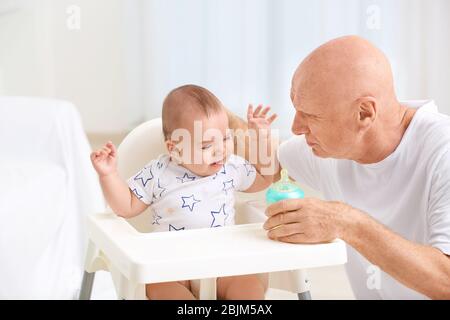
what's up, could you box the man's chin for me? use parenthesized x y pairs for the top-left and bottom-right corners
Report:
(310, 145), (329, 158)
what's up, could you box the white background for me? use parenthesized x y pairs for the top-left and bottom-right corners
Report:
(0, 0), (449, 139)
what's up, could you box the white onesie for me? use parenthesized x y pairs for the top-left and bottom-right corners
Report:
(127, 154), (257, 232)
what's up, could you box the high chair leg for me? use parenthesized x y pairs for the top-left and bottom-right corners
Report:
(79, 271), (95, 300)
(297, 291), (311, 300)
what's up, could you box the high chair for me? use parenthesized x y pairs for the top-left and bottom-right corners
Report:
(79, 118), (347, 300)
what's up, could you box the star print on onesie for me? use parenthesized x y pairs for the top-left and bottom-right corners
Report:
(127, 154), (257, 232)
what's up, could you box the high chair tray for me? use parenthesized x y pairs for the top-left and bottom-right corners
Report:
(87, 213), (347, 283)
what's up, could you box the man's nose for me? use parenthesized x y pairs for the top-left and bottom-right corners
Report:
(291, 112), (309, 135)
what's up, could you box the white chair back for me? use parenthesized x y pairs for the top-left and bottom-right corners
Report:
(116, 118), (166, 232)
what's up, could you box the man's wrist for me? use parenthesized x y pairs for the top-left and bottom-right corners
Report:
(336, 203), (366, 243)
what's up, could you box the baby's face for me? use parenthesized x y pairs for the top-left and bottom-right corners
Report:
(168, 110), (233, 177)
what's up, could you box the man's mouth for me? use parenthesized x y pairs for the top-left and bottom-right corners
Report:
(305, 136), (318, 146)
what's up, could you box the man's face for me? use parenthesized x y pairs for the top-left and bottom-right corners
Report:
(290, 88), (360, 159)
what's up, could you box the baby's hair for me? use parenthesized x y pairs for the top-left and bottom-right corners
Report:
(162, 84), (224, 140)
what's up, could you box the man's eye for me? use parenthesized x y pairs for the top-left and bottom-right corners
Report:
(202, 144), (212, 150)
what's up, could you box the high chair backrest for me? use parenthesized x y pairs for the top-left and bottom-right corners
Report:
(117, 118), (166, 232)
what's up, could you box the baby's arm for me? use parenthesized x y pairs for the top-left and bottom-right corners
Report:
(243, 105), (279, 192)
(91, 142), (149, 218)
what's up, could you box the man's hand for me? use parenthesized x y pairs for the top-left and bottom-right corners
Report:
(90, 141), (118, 177)
(264, 199), (450, 299)
(263, 198), (354, 243)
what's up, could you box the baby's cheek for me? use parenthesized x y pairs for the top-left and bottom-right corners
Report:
(202, 150), (214, 164)
(225, 139), (234, 155)
(188, 148), (202, 165)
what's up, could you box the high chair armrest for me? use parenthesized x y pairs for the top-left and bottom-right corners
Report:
(236, 199), (267, 224)
(87, 213), (347, 284)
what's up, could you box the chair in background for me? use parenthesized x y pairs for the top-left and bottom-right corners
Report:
(0, 97), (104, 299)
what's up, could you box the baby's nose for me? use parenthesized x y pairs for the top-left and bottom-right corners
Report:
(213, 146), (224, 158)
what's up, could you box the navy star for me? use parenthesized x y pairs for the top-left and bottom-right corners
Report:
(181, 195), (201, 212)
(169, 224), (185, 231)
(134, 167), (154, 187)
(152, 212), (162, 225)
(210, 204), (229, 228)
(152, 179), (166, 200)
(176, 172), (196, 183)
(222, 179), (235, 195)
(131, 188), (143, 200)
(212, 165), (227, 179)
(243, 162), (255, 176)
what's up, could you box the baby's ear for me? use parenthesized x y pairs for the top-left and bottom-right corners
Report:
(166, 140), (183, 164)
(165, 140), (174, 152)
(166, 140), (183, 161)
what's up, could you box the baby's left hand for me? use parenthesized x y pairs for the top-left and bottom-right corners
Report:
(247, 104), (277, 134)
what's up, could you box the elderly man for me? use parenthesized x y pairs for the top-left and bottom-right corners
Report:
(228, 36), (450, 299)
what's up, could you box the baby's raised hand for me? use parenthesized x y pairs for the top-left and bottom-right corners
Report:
(247, 104), (277, 134)
(90, 141), (118, 177)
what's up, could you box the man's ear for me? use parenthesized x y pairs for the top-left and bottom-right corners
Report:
(357, 97), (377, 130)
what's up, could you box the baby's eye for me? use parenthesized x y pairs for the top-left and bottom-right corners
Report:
(202, 144), (212, 150)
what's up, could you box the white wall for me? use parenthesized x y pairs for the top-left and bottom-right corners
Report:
(0, 0), (53, 97)
(1, 0), (449, 135)
(140, 0), (450, 140)
(0, 0), (143, 133)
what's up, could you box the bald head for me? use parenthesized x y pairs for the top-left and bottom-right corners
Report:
(162, 84), (224, 140)
(292, 35), (397, 112)
(290, 36), (410, 162)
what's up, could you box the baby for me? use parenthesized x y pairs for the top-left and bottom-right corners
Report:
(90, 84), (277, 300)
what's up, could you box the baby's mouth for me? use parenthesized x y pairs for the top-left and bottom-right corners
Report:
(210, 160), (224, 166)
